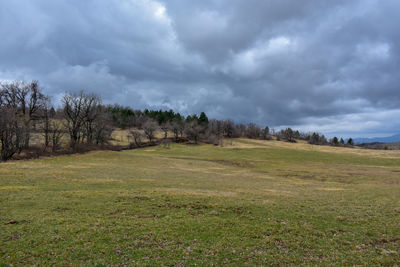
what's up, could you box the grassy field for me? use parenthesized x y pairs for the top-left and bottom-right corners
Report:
(1, 139), (400, 265)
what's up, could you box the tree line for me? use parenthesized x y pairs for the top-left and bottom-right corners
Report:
(0, 80), (353, 161)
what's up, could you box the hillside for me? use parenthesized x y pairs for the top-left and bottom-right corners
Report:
(354, 133), (400, 144)
(358, 142), (400, 150)
(1, 139), (400, 265)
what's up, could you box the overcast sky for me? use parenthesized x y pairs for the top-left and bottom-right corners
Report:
(1, 0), (399, 137)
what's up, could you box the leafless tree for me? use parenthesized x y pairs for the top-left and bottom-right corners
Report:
(142, 119), (158, 143)
(92, 109), (113, 145)
(127, 115), (136, 130)
(0, 107), (22, 161)
(132, 111), (147, 128)
(62, 91), (100, 147)
(184, 121), (203, 144)
(83, 98), (102, 144)
(0, 84), (20, 159)
(170, 118), (185, 141)
(50, 121), (64, 152)
(160, 122), (170, 139)
(246, 123), (262, 139)
(24, 81), (47, 148)
(205, 131), (220, 146)
(223, 120), (235, 138)
(206, 120), (223, 145)
(208, 119), (222, 136)
(41, 100), (52, 149)
(130, 129), (143, 147)
(236, 124), (247, 137)
(0, 81), (47, 149)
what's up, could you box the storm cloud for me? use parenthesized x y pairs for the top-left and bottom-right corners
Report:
(1, 0), (399, 137)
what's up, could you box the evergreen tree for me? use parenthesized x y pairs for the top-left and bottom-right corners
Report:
(263, 126), (270, 139)
(347, 138), (354, 145)
(186, 114), (199, 123)
(332, 137), (339, 146)
(198, 112), (209, 125)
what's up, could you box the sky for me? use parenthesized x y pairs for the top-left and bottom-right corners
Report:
(0, 0), (399, 138)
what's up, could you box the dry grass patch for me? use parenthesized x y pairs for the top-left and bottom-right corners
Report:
(156, 187), (237, 197)
(1, 140), (400, 265)
(232, 138), (400, 158)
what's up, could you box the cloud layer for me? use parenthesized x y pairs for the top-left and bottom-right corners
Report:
(1, 0), (400, 137)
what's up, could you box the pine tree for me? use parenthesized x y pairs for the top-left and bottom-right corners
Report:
(347, 138), (354, 145)
(332, 137), (339, 146)
(198, 112), (209, 125)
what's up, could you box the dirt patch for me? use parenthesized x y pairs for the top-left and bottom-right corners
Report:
(156, 187), (236, 197)
(0, 186), (36, 191)
(318, 187), (349, 191)
(4, 219), (29, 225)
(263, 189), (293, 195)
(356, 237), (400, 253)
(168, 156), (253, 169)
(371, 238), (400, 247)
(138, 178), (155, 182)
(115, 196), (151, 202)
(213, 159), (254, 168)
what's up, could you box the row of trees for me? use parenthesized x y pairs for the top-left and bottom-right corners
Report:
(62, 92), (112, 147)
(1, 80), (355, 161)
(0, 81), (114, 161)
(0, 81), (48, 160)
(307, 132), (353, 146)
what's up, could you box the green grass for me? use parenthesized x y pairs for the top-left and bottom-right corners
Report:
(1, 140), (400, 265)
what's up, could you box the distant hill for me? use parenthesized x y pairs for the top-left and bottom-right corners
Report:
(354, 133), (400, 144)
(357, 142), (400, 150)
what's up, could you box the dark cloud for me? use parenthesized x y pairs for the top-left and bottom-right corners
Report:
(0, 0), (399, 137)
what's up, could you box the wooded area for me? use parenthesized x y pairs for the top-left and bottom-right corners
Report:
(0, 80), (352, 161)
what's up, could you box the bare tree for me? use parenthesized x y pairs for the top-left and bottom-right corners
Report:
(50, 121), (64, 152)
(160, 122), (171, 139)
(184, 121), (203, 144)
(92, 109), (113, 145)
(142, 120), (158, 143)
(246, 123), (262, 139)
(0, 81), (48, 159)
(237, 124), (247, 137)
(0, 107), (22, 161)
(223, 120), (235, 138)
(41, 100), (53, 149)
(82, 97), (101, 144)
(62, 91), (100, 148)
(206, 120), (223, 145)
(63, 91), (83, 146)
(0, 84), (19, 160)
(130, 129), (143, 147)
(1, 81), (47, 149)
(171, 120), (181, 141)
(208, 119), (223, 136)
(132, 112), (147, 128)
(24, 81), (47, 148)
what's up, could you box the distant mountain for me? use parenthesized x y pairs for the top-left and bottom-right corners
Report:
(354, 133), (400, 144)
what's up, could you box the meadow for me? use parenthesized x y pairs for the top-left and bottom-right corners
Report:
(1, 139), (400, 265)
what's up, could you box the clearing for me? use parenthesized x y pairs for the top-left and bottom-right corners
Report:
(1, 139), (400, 265)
